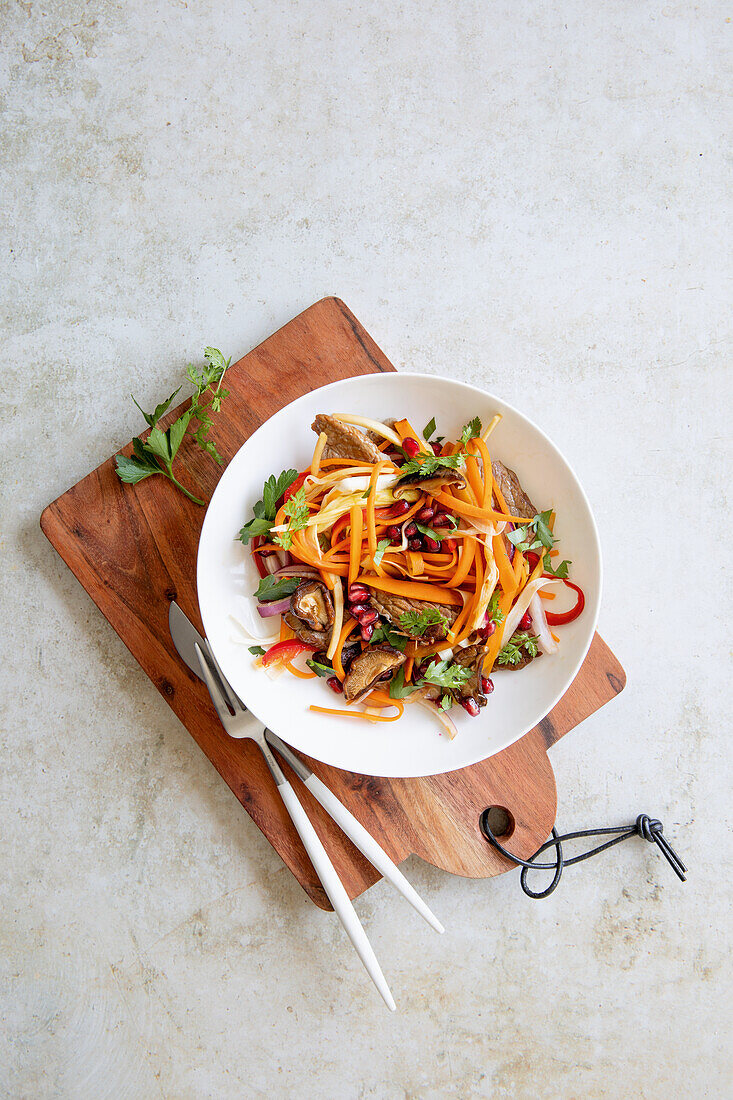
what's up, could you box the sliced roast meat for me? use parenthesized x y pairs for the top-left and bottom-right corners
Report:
(366, 418), (396, 447)
(283, 612), (329, 649)
(492, 460), (536, 520)
(452, 644), (488, 707)
(369, 591), (458, 642)
(342, 644), (406, 703)
(311, 414), (384, 464)
(290, 580), (334, 631)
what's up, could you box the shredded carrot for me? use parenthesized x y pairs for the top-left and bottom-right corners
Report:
(446, 595), (472, 644)
(513, 546), (525, 585)
(405, 550), (424, 577)
(446, 536), (476, 588)
(393, 418), (430, 453)
(551, 632), (560, 643)
(540, 590), (556, 601)
(492, 533), (516, 597)
(356, 575), (463, 606)
(331, 616), (358, 681)
(309, 703), (403, 723)
(280, 620), (294, 643)
(404, 642), (415, 683)
(365, 460), (386, 573)
(436, 491), (530, 526)
(472, 436), (494, 510)
(348, 505), (363, 587)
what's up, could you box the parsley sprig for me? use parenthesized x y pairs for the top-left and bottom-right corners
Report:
(237, 468), (299, 544)
(398, 608), (448, 636)
(497, 632), (539, 666)
(421, 658), (472, 690)
(460, 417), (482, 444)
(274, 486), (309, 550)
(369, 623), (408, 651)
(487, 592), (505, 625)
(389, 668), (419, 699)
(254, 574), (303, 602)
(400, 451), (466, 479)
(116, 346), (231, 505)
(507, 510), (556, 553)
(542, 557), (571, 579)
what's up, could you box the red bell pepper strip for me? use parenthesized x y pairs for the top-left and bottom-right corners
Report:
(544, 579), (585, 625)
(251, 537), (269, 579)
(282, 471), (309, 503)
(262, 640), (317, 667)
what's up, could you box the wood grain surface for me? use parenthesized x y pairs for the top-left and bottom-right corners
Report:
(40, 297), (625, 910)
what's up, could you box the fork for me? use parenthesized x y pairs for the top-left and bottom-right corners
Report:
(193, 643), (397, 1011)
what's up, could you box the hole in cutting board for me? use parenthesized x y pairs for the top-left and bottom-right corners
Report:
(482, 806), (515, 839)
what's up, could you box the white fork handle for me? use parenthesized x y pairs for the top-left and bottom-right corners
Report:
(276, 779), (396, 1012)
(302, 773), (444, 935)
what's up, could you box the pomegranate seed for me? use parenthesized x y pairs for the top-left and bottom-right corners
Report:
(387, 525), (401, 541)
(477, 621), (496, 642)
(519, 611), (533, 630)
(361, 622), (375, 642)
(349, 603), (369, 618)
(359, 609), (378, 627)
(348, 583), (369, 602)
(404, 521), (417, 537)
(423, 536), (439, 553)
(526, 552), (540, 569)
(417, 506), (435, 522)
(443, 538), (457, 552)
(409, 537), (423, 551)
(402, 436), (420, 458)
(390, 500), (410, 517)
(432, 514), (449, 528)
(459, 697), (480, 717)
(327, 676), (343, 694)
(431, 441), (442, 456)
(481, 676), (495, 695)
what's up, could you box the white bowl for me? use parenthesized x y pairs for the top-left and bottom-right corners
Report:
(198, 373), (602, 778)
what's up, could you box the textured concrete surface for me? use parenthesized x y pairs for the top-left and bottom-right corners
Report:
(1, 2), (731, 1097)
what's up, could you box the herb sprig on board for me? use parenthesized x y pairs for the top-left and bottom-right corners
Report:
(115, 347), (231, 505)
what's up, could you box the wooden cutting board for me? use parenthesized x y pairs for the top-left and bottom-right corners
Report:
(40, 297), (625, 910)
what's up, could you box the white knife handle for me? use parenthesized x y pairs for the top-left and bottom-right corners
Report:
(276, 779), (396, 1012)
(304, 774), (444, 935)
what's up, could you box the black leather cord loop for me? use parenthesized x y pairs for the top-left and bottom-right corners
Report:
(480, 811), (687, 898)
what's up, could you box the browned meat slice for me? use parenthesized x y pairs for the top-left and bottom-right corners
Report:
(312, 414), (384, 464)
(452, 644), (488, 706)
(342, 645), (406, 703)
(492, 460), (536, 520)
(393, 470), (467, 498)
(284, 612), (329, 649)
(290, 581), (334, 631)
(369, 591), (458, 642)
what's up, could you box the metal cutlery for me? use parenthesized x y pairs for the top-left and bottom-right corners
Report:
(169, 601), (444, 1011)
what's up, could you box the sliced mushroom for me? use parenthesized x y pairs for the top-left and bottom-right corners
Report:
(342, 645), (406, 703)
(290, 580), (334, 632)
(283, 612), (329, 649)
(393, 471), (467, 498)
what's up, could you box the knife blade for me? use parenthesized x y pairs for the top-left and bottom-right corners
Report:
(168, 601), (241, 711)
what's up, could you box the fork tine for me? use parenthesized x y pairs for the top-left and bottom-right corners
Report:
(194, 643), (232, 727)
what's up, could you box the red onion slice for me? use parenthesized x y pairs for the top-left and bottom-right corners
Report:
(257, 597), (292, 617)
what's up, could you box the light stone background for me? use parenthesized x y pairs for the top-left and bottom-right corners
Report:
(2, 2), (731, 1097)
